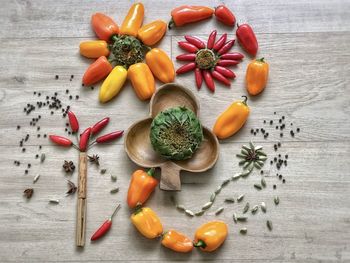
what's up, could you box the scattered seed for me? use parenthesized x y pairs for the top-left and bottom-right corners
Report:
(231, 173), (241, 180)
(195, 210), (205, 216)
(243, 202), (250, 214)
(267, 220), (273, 231)
(241, 169), (252, 177)
(33, 174), (40, 184)
(233, 213), (237, 223)
(240, 228), (247, 234)
(49, 199), (59, 204)
(40, 153), (46, 163)
(237, 216), (247, 222)
(261, 202), (267, 213)
(215, 185), (222, 194)
(176, 205), (185, 211)
(221, 179), (230, 187)
(202, 202), (213, 210)
(215, 207), (224, 215)
(261, 178), (266, 188)
(236, 154), (246, 159)
(111, 174), (117, 182)
(224, 198), (235, 203)
(110, 187), (119, 194)
(251, 205), (259, 214)
(254, 184), (262, 190)
(185, 209), (194, 217)
(274, 196), (280, 205)
(100, 169), (107, 174)
(254, 145), (263, 151)
(210, 193), (216, 202)
(237, 194), (245, 202)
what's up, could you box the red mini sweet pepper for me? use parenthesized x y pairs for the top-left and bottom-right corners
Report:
(214, 5), (236, 26)
(67, 111), (79, 133)
(79, 127), (91, 152)
(236, 23), (258, 56)
(91, 204), (121, 241)
(82, 56), (113, 86)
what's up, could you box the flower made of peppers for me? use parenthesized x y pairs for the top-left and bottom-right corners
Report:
(176, 30), (244, 92)
(80, 3), (175, 103)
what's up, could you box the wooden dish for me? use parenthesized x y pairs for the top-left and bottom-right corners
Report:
(124, 83), (219, 191)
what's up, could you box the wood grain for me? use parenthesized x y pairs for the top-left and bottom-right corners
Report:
(0, 0), (349, 262)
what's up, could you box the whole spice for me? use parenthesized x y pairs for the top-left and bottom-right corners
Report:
(207, 30), (217, 49)
(131, 207), (163, 239)
(184, 35), (206, 49)
(88, 154), (100, 166)
(91, 204), (121, 241)
(169, 6), (214, 28)
(176, 62), (197, 74)
(213, 33), (227, 51)
(91, 117), (110, 135)
(161, 230), (193, 253)
(79, 127), (91, 152)
(82, 56), (113, 86)
(66, 180), (77, 195)
(24, 188), (34, 199)
(63, 160), (75, 173)
(243, 202), (250, 214)
(176, 53), (196, 61)
(99, 66), (128, 103)
(193, 221), (228, 252)
(274, 196), (280, 205)
(128, 63), (155, 101)
(67, 111), (79, 133)
(49, 199), (59, 204)
(79, 40), (110, 58)
(120, 3), (145, 37)
(267, 220), (273, 231)
(49, 135), (72, 147)
(110, 187), (119, 194)
(215, 207), (224, 215)
(95, 130), (124, 144)
(33, 174), (40, 184)
(178, 41), (199, 53)
(137, 20), (167, 46)
(194, 68), (203, 89)
(246, 58), (269, 96)
(203, 70), (215, 92)
(145, 48), (175, 83)
(91, 13), (119, 41)
(214, 5), (236, 26)
(236, 23), (258, 56)
(127, 168), (158, 208)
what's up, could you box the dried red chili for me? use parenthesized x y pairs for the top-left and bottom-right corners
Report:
(67, 111), (79, 133)
(176, 62), (196, 74)
(91, 204), (121, 241)
(79, 127), (91, 152)
(91, 117), (110, 135)
(95, 130), (124, 143)
(213, 33), (227, 51)
(194, 68), (203, 90)
(184, 35), (205, 49)
(211, 70), (231, 86)
(220, 52), (244, 60)
(207, 30), (217, 49)
(49, 135), (73, 147)
(178, 41), (199, 53)
(176, 53), (196, 61)
(202, 70), (215, 92)
(217, 39), (235, 55)
(214, 66), (236, 79)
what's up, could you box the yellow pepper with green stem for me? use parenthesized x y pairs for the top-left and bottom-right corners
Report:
(138, 20), (167, 46)
(128, 63), (155, 100)
(120, 3), (144, 37)
(246, 57), (269, 96)
(79, 40), (109, 58)
(131, 207), (163, 239)
(193, 221), (228, 252)
(145, 48), (175, 83)
(99, 66), (127, 103)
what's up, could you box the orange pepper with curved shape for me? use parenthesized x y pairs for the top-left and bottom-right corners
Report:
(145, 48), (175, 83)
(128, 63), (155, 100)
(169, 6), (214, 28)
(79, 40), (109, 58)
(246, 58), (269, 96)
(131, 207), (163, 239)
(137, 20), (167, 46)
(91, 13), (119, 41)
(127, 168), (158, 208)
(82, 56), (113, 86)
(161, 230), (193, 253)
(213, 96), (250, 139)
(193, 221), (228, 252)
(120, 3), (144, 37)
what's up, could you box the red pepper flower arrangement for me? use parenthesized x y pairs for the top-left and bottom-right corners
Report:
(176, 30), (244, 92)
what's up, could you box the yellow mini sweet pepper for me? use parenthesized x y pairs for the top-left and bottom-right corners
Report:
(137, 20), (167, 46)
(99, 66), (127, 103)
(213, 96), (250, 139)
(193, 221), (228, 252)
(128, 63), (155, 100)
(79, 40), (109, 59)
(246, 58), (269, 96)
(131, 207), (163, 239)
(120, 3), (144, 37)
(145, 48), (175, 83)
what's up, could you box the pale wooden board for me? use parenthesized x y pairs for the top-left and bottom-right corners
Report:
(0, 0), (350, 262)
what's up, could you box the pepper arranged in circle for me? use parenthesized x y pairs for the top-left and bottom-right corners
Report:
(169, 6), (214, 28)
(236, 23), (259, 56)
(246, 58), (269, 95)
(193, 221), (228, 252)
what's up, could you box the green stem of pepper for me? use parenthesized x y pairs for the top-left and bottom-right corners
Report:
(193, 240), (207, 248)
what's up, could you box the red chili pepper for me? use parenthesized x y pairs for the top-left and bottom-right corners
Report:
(176, 53), (196, 61)
(91, 204), (120, 241)
(214, 66), (236, 79)
(49, 135), (73, 147)
(67, 111), (79, 133)
(176, 62), (196, 74)
(217, 40), (235, 55)
(213, 33), (227, 51)
(82, 56), (113, 86)
(184, 35), (205, 49)
(236, 23), (258, 56)
(207, 30), (217, 49)
(214, 5), (236, 26)
(79, 127), (91, 152)
(96, 130), (124, 143)
(211, 70), (231, 86)
(194, 68), (203, 90)
(220, 52), (244, 60)
(91, 117), (110, 135)
(178, 41), (199, 53)
(217, 59), (240, 67)
(202, 70), (215, 92)
(169, 6), (214, 28)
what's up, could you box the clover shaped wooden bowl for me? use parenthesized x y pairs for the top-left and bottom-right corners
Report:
(124, 83), (219, 191)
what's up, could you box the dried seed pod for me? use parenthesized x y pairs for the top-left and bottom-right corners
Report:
(195, 210), (205, 216)
(243, 202), (250, 214)
(233, 213), (237, 223)
(176, 205), (186, 211)
(49, 199), (59, 204)
(231, 173), (241, 180)
(251, 205), (259, 214)
(215, 207), (224, 215)
(210, 193), (216, 202)
(267, 220), (273, 231)
(261, 202), (267, 213)
(215, 186), (222, 194)
(254, 184), (262, 190)
(185, 209), (194, 217)
(261, 177), (266, 188)
(110, 187), (119, 194)
(274, 196), (280, 205)
(224, 198), (235, 203)
(237, 194), (245, 202)
(221, 179), (230, 187)
(240, 228), (247, 234)
(237, 216), (247, 222)
(202, 202), (213, 210)
(33, 174), (40, 184)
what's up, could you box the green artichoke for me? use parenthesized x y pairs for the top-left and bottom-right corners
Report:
(150, 106), (203, 160)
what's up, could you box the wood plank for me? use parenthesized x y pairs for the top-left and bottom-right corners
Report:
(0, 141), (349, 261)
(1, 0), (350, 39)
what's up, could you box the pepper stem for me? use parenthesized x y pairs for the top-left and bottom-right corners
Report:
(110, 203), (121, 219)
(241, 95), (248, 105)
(193, 240), (207, 248)
(147, 168), (156, 177)
(168, 19), (175, 29)
(133, 205), (143, 215)
(111, 35), (119, 42)
(256, 57), (265, 62)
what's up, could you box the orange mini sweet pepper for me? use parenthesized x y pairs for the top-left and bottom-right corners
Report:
(128, 63), (155, 100)
(169, 6), (214, 28)
(137, 20), (167, 46)
(193, 221), (228, 252)
(79, 40), (109, 59)
(145, 48), (175, 83)
(131, 207), (163, 239)
(91, 13), (119, 41)
(82, 56), (113, 86)
(246, 57), (269, 96)
(161, 230), (193, 253)
(120, 3), (144, 37)
(213, 96), (250, 139)
(127, 168), (158, 208)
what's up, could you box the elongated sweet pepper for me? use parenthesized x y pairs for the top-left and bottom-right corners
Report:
(246, 58), (269, 96)
(131, 207), (163, 239)
(169, 6), (214, 28)
(91, 13), (119, 41)
(128, 63), (155, 100)
(213, 96), (250, 139)
(145, 48), (175, 83)
(161, 230), (193, 253)
(138, 20), (167, 46)
(193, 221), (228, 252)
(82, 56), (113, 86)
(79, 40), (109, 59)
(99, 66), (127, 103)
(127, 168), (158, 208)
(120, 3), (144, 37)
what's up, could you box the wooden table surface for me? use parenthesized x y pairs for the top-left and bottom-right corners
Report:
(1, 0), (349, 262)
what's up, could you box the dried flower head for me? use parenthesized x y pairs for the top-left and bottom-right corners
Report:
(63, 160), (75, 173)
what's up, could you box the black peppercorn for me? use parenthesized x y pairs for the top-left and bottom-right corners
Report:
(297, 128), (300, 132)
(55, 75), (59, 79)
(273, 184), (276, 189)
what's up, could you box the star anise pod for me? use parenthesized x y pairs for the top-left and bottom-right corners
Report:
(66, 180), (77, 196)
(23, 188), (34, 199)
(63, 160), (75, 173)
(88, 154), (100, 166)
